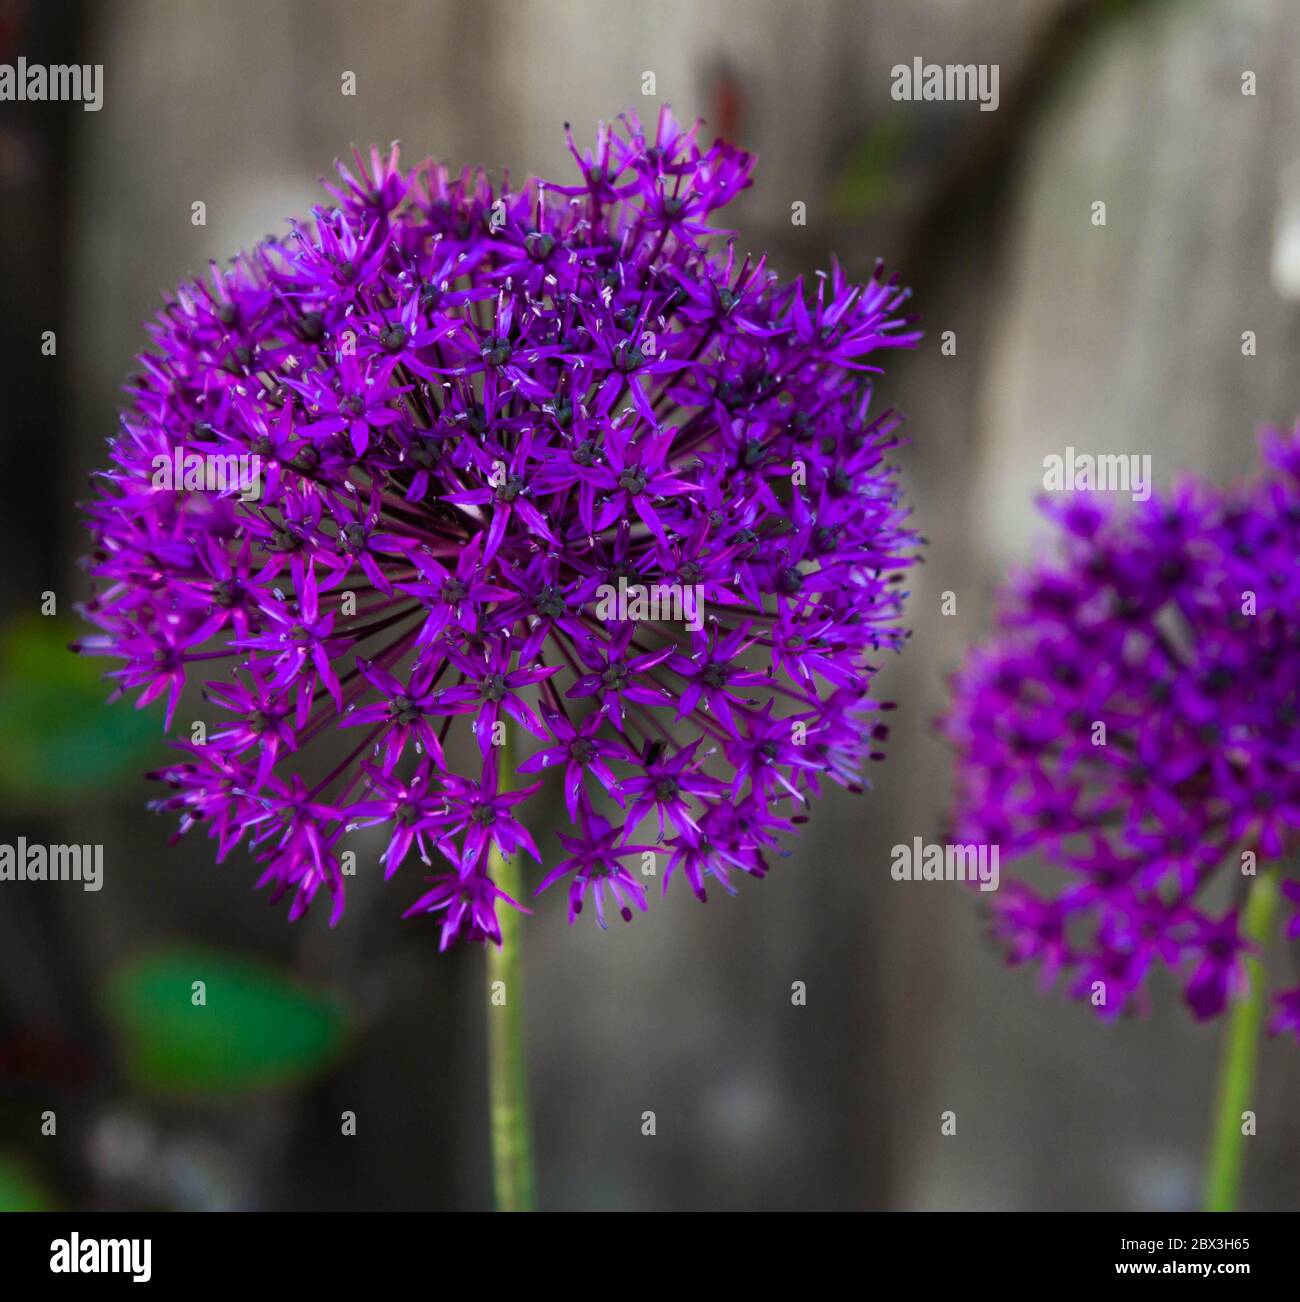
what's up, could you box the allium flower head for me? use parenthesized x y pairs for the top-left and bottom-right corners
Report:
(77, 109), (920, 948)
(944, 428), (1300, 1035)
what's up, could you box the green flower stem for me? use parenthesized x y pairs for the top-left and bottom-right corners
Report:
(1203, 869), (1280, 1213)
(485, 741), (536, 1212)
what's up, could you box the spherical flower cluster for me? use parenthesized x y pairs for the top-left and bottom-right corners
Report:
(944, 428), (1300, 1036)
(77, 108), (920, 948)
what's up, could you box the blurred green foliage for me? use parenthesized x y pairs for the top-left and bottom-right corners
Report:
(0, 615), (167, 807)
(830, 116), (913, 220)
(106, 947), (351, 1097)
(0, 1152), (54, 1211)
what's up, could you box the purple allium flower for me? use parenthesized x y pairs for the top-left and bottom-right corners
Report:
(76, 110), (920, 948)
(943, 427), (1300, 1036)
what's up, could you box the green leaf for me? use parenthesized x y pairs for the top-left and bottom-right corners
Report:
(106, 947), (350, 1097)
(0, 1153), (55, 1211)
(830, 116), (913, 220)
(0, 615), (168, 806)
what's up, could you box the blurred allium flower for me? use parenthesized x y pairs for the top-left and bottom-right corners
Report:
(76, 109), (920, 948)
(944, 428), (1300, 1036)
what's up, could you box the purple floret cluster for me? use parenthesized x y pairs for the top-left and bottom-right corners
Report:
(76, 109), (921, 948)
(945, 428), (1300, 1037)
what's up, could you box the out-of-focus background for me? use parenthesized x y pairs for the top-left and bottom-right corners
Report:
(1, 0), (1298, 1211)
